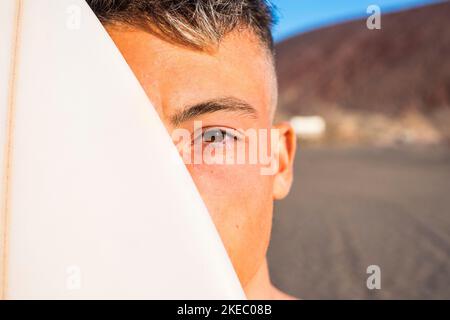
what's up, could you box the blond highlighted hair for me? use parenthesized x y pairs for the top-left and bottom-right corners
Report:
(87, 0), (276, 53)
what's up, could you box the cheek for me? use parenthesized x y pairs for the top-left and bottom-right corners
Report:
(187, 163), (272, 216)
(186, 163), (274, 284)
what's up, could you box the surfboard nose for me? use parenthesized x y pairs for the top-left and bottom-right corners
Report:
(0, 0), (244, 300)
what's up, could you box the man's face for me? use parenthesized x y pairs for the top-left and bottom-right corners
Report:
(107, 27), (295, 286)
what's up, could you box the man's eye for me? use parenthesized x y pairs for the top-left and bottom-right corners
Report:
(200, 128), (239, 145)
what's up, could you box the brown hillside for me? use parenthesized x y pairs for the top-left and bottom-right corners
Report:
(275, 2), (450, 117)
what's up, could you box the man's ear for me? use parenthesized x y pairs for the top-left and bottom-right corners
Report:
(272, 122), (297, 200)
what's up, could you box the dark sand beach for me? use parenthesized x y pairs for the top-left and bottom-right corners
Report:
(268, 145), (450, 299)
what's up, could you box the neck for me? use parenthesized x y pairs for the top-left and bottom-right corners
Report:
(243, 258), (294, 300)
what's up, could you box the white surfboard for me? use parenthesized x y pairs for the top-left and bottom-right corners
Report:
(0, 0), (245, 299)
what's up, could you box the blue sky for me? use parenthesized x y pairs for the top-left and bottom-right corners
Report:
(272, 0), (442, 42)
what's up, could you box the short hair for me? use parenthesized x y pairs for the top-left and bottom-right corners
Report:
(86, 0), (277, 54)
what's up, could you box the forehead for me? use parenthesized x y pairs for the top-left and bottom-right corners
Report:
(106, 27), (276, 124)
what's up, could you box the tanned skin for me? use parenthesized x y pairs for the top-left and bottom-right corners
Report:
(107, 26), (297, 299)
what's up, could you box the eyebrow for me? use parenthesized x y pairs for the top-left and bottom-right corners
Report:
(170, 97), (258, 126)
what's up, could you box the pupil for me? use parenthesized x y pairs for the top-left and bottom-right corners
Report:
(204, 130), (225, 143)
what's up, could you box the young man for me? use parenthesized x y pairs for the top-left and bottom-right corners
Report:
(87, 0), (297, 300)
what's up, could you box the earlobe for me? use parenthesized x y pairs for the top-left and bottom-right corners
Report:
(272, 123), (297, 200)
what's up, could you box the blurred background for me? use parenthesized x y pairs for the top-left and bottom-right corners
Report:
(266, 0), (450, 299)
